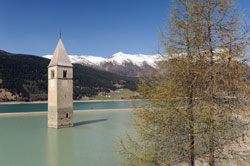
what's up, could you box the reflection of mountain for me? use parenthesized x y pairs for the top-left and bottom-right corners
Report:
(0, 50), (138, 101)
(44, 52), (164, 77)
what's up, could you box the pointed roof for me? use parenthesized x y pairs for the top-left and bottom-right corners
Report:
(48, 39), (73, 67)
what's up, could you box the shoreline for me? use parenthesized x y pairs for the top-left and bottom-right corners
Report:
(0, 108), (134, 117)
(0, 99), (141, 105)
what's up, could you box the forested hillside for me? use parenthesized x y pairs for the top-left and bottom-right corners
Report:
(0, 50), (137, 101)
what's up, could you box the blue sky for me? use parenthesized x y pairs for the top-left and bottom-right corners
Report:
(0, 0), (249, 58)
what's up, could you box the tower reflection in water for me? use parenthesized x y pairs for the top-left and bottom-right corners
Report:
(47, 128), (73, 166)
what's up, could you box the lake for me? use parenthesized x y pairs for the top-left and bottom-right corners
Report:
(0, 110), (133, 166)
(0, 100), (143, 113)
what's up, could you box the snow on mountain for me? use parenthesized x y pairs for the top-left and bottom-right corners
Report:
(69, 55), (106, 66)
(43, 54), (106, 66)
(106, 52), (163, 68)
(44, 52), (163, 68)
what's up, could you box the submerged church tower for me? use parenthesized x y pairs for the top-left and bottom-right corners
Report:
(48, 38), (73, 128)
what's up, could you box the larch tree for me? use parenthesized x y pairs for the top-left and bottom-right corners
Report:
(118, 0), (250, 166)
(119, 1), (208, 165)
(194, 0), (250, 165)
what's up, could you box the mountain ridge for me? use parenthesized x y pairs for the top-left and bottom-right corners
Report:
(44, 52), (163, 77)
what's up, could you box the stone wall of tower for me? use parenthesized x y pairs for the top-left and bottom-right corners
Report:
(48, 66), (73, 128)
(48, 66), (58, 128)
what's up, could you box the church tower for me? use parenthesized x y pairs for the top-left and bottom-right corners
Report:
(48, 38), (73, 128)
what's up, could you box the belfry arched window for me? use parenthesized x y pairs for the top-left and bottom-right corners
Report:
(63, 70), (67, 78)
(51, 70), (55, 79)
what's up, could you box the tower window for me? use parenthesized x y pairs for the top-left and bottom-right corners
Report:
(66, 113), (69, 118)
(63, 70), (67, 78)
(51, 70), (55, 79)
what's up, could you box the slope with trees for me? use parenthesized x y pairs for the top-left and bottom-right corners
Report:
(0, 50), (138, 101)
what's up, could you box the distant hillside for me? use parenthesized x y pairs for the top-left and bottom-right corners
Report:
(0, 50), (138, 101)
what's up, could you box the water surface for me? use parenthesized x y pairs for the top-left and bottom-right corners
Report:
(0, 111), (132, 166)
(0, 101), (142, 113)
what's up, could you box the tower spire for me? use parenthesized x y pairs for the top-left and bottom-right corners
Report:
(48, 37), (72, 67)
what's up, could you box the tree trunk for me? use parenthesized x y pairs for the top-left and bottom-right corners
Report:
(184, 1), (195, 165)
(207, 3), (215, 165)
(209, 111), (215, 166)
(188, 90), (195, 166)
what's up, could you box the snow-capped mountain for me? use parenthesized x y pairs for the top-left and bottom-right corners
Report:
(44, 52), (164, 77)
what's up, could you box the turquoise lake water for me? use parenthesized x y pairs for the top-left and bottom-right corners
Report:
(0, 111), (133, 166)
(0, 101), (142, 113)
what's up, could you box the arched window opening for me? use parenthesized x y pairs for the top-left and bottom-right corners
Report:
(63, 70), (67, 78)
(51, 70), (55, 79)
